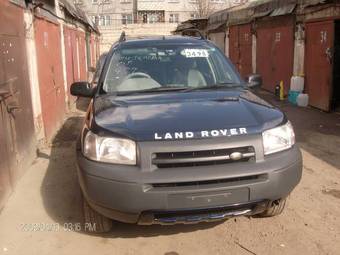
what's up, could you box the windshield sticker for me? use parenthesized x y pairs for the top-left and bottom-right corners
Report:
(182, 49), (209, 58)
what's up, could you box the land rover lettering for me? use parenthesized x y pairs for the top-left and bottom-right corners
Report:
(153, 128), (248, 140)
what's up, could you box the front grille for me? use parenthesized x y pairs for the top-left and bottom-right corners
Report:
(152, 174), (265, 188)
(152, 146), (255, 168)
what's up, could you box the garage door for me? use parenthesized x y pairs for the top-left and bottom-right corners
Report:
(209, 32), (225, 53)
(305, 20), (334, 111)
(0, 0), (36, 209)
(229, 24), (252, 79)
(256, 16), (294, 94)
(35, 18), (66, 140)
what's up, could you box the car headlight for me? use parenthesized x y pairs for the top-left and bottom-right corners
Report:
(82, 130), (136, 165)
(262, 121), (295, 155)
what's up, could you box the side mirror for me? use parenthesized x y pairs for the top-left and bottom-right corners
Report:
(70, 82), (94, 97)
(246, 74), (262, 88)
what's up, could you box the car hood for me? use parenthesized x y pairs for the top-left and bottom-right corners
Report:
(92, 90), (285, 141)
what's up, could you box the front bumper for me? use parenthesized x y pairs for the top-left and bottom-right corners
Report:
(76, 144), (302, 224)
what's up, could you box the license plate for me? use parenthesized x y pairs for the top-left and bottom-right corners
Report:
(167, 188), (250, 209)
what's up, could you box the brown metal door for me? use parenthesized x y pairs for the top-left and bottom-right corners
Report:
(0, 0), (36, 208)
(229, 24), (252, 79)
(305, 20), (334, 111)
(35, 18), (65, 140)
(256, 16), (294, 94)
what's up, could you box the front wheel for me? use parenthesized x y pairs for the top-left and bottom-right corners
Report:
(82, 193), (112, 233)
(258, 198), (287, 217)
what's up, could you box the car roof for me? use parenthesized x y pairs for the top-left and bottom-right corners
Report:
(117, 35), (211, 47)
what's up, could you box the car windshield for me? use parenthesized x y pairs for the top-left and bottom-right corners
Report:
(102, 44), (242, 94)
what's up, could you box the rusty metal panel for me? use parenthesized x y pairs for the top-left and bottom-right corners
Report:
(34, 17), (66, 140)
(0, 0), (36, 209)
(256, 16), (294, 94)
(305, 20), (334, 111)
(229, 24), (253, 79)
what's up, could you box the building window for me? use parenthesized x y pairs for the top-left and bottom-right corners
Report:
(98, 15), (111, 26)
(92, 0), (110, 4)
(138, 11), (164, 24)
(190, 13), (198, 19)
(122, 14), (133, 25)
(169, 13), (179, 23)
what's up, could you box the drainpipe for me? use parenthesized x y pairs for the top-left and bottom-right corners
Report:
(24, 6), (45, 141)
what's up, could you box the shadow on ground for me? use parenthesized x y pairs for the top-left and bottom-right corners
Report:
(40, 98), (221, 238)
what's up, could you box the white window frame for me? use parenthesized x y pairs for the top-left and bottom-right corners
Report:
(169, 13), (179, 23)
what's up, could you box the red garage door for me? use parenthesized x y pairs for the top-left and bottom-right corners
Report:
(0, 0), (36, 209)
(35, 18), (65, 140)
(256, 16), (294, 94)
(305, 20), (334, 111)
(229, 24), (252, 79)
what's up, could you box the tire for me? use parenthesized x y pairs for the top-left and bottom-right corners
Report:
(258, 198), (287, 217)
(82, 194), (112, 233)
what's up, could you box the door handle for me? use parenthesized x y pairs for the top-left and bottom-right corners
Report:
(7, 103), (21, 114)
(325, 47), (333, 64)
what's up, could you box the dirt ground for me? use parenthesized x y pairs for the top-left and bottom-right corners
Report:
(0, 94), (340, 255)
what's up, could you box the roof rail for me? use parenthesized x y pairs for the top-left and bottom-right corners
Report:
(119, 31), (126, 43)
(181, 29), (205, 40)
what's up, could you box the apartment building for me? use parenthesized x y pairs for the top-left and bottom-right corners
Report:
(76, 0), (243, 28)
(75, 0), (136, 27)
(75, 0), (247, 51)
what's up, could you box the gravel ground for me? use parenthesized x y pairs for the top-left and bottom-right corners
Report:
(0, 96), (340, 255)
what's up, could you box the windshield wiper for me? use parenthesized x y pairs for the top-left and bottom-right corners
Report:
(116, 86), (191, 96)
(181, 83), (244, 92)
